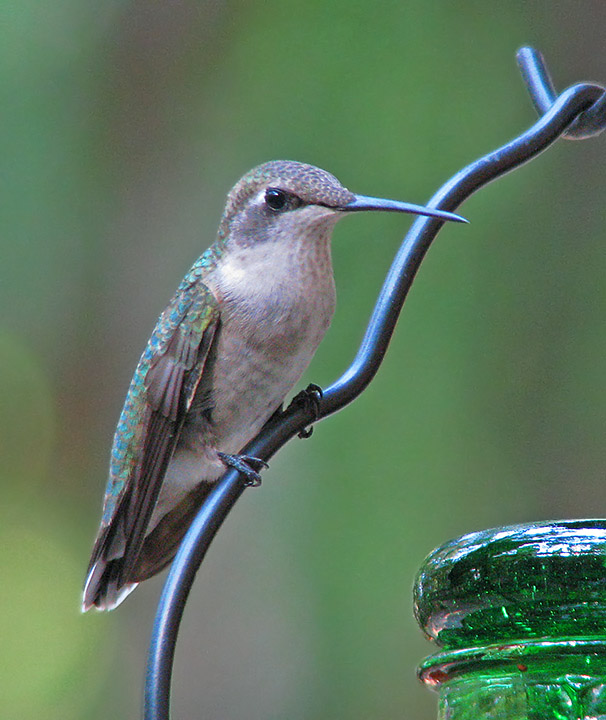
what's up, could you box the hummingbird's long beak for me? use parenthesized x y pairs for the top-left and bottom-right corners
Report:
(344, 194), (468, 224)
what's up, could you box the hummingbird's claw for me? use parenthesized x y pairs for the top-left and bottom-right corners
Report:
(218, 452), (268, 487)
(287, 383), (323, 439)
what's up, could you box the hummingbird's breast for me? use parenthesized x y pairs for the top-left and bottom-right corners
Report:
(206, 237), (336, 452)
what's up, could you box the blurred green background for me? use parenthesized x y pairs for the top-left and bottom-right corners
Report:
(3, 2), (606, 718)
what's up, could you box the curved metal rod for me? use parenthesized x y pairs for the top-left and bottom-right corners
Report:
(144, 48), (606, 719)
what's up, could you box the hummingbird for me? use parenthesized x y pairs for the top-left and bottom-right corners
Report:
(83, 160), (466, 611)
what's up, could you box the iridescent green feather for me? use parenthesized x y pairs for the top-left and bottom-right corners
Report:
(100, 245), (221, 526)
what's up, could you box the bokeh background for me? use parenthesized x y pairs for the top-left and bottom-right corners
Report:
(3, 2), (606, 718)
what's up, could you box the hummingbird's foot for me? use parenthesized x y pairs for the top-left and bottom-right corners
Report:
(287, 383), (323, 439)
(218, 452), (268, 487)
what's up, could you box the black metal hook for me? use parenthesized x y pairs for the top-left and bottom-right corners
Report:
(144, 48), (605, 719)
(516, 47), (605, 140)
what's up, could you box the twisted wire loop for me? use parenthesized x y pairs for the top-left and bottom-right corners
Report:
(144, 47), (605, 719)
(516, 46), (606, 140)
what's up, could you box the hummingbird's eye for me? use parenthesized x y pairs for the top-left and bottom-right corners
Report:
(265, 188), (295, 212)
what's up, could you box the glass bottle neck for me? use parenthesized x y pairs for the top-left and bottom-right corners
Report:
(415, 520), (606, 719)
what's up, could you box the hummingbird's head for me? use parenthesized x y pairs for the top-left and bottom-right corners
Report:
(217, 160), (466, 249)
(217, 161), (355, 248)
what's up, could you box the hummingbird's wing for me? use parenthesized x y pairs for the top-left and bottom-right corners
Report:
(83, 279), (220, 611)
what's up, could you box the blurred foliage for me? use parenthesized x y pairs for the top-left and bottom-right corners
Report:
(2, 1), (606, 718)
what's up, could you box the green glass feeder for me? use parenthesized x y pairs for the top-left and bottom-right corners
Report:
(414, 520), (606, 719)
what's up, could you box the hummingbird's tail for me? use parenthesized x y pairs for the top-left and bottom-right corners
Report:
(82, 519), (138, 612)
(82, 559), (137, 612)
(82, 482), (213, 611)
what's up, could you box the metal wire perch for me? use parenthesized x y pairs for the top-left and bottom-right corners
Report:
(144, 46), (605, 719)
